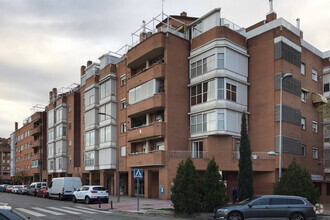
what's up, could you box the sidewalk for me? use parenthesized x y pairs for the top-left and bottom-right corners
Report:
(88, 196), (173, 211)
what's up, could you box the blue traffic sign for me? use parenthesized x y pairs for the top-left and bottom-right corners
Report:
(134, 169), (143, 179)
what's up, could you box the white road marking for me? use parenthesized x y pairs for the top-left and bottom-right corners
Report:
(74, 206), (112, 214)
(47, 207), (82, 215)
(32, 207), (65, 216)
(62, 206), (96, 214)
(15, 208), (46, 217)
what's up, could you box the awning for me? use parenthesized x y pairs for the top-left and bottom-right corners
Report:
(312, 93), (328, 104)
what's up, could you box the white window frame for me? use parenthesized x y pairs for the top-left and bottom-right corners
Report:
(120, 123), (126, 133)
(192, 141), (203, 158)
(312, 121), (318, 133)
(312, 69), (318, 81)
(301, 63), (305, 75)
(301, 91), (307, 102)
(120, 75), (126, 86)
(121, 146), (126, 157)
(301, 117), (306, 130)
(120, 99), (126, 110)
(312, 147), (318, 159)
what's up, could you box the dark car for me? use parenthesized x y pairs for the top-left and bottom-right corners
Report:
(214, 195), (317, 220)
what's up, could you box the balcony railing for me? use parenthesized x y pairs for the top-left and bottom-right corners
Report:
(31, 139), (42, 148)
(127, 150), (165, 167)
(31, 126), (42, 136)
(167, 151), (208, 159)
(232, 151), (275, 160)
(127, 122), (165, 142)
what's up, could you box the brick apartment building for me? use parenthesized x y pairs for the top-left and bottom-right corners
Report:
(9, 2), (330, 202)
(0, 138), (11, 184)
(45, 86), (81, 182)
(10, 112), (47, 183)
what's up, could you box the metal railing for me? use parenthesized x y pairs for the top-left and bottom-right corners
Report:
(220, 18), (242, 31)
(128, 150), (164, 156)
(167, 151), (208, 159)
(232, 151), (275, 160)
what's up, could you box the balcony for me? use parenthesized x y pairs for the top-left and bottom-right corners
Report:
(31, 154), (41, 161)
(31, 139), (42, 148)
(232, 151), (275, 171)
(127, 93), (165, 117)
(167, 151), (209, 170)
(127, 63), (165, 90)
(31, 126), (42, 136)
(127, 32), (165, 69)
(127, 150), (165, 167)
(128, 122), (165, 142)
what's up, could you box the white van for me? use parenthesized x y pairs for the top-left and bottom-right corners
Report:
(48, 177), (82, 200)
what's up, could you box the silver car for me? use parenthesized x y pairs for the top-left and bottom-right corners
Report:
(18, 185), (30, 195)
(214, 195), (317, 220)
(11, 185), (20, 194)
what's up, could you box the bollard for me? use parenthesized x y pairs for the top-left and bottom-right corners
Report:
(110, 200), (113, 210)
(98, 196), (101, 208)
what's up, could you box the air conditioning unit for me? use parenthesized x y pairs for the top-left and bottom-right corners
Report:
(251, 155), (258, 160)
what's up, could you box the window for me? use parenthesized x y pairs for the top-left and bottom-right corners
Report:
(49, 160), (54, 170)
(190, 112), (217, 134)
(301, 118), (306, 130)
(217, 53), (224, 69)
(99, 103), (111, 121)
(190, 55), (215, 78)
(56, 125), (66, 138)
(301, 91), (307, 102)
(56, 108), (62, 122)
(218, 78), (225, 99)
(99, 126), (111, 143)
(301, 145), (306, 157)
(226, 83), (237, 102)
(68, 139), (72, 147)
(84, 152), (95, 167)
(85, 131), (95, 147)
(313, 148), (318, 159)
(312, 69), (318, 81)
(128, 80), (155, 104)
(301, 63), (305, 75)
(120, 75), (126, 86)
(120, 123), (126, 133)
(68, 105), (72, 113)
(100, 80), (110, 99)
(253, 198), (270, 206)
(89, 95), (95, 106)
(192, 21), (203, 38)
(120, 99), (126, 110)
(121, 146), (126, 157)
(48, 146), (53, 156)
(68, 122), (72, 130)
(190, 83), (207, 105)
(218, 113), (225, 130)
(48, 131), (54, 141)
(192, 141), (203, 158)
(312, 122), (318, 133)
(324, 83), (330, 92)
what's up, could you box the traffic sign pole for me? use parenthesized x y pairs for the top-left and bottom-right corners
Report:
(137, 179), (140, 211)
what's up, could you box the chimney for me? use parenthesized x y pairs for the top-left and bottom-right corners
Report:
(87, 61), (92, 67)
(15, 122), (18, 131)
(49, 91), (53, 102)
(52, 88), (57, 100)
(80, 65), (86, 76)
(180, 11), (187, 17)
(296, 18), (300, 30)
(269, 0), (273, 12)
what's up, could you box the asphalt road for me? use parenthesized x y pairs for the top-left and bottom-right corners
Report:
(0, 192), (172, 220)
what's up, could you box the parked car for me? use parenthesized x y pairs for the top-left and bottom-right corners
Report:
(72, 185), (109, 204)
(48, 177), (82, 200)
(213, 195), (317, 220)
(11, 185), (20, 194)
(18, 185), (30, 195)
(37, 186), (48, 198)
(0, 204), (28, 220)
(5, 185), (13, 193)
(0, 185), (7, 192)
(28, 182), (47, 196)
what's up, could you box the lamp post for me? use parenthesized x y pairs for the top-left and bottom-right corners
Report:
(279, 73), (293, 180)
(98, 112), (120, 202)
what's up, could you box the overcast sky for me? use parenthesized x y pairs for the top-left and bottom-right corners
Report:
(0, 0), (329, 138)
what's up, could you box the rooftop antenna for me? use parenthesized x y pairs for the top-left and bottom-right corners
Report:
(162, 0), (165, 20)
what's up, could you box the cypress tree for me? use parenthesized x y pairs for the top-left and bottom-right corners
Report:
(171, 158), (201, 213)
(202, 157), (228, 212)
(273, 158), (320, 204)
(238, 112), (254, 201)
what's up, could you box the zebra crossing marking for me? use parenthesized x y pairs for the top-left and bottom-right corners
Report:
(32, 207), (65, 216)
(62, 206), (96, 214)
(47, 207), (82, 215)
(15, 208), (46, 217)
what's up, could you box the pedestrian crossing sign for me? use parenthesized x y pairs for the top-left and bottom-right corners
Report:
(134, 169), (143, 179)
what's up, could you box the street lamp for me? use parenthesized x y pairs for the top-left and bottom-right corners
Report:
(98, 112), (120, 203)
(279, 73), (293, 180)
